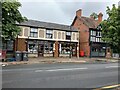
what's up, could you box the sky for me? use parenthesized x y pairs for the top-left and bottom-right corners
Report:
(19, 0), (119, 25)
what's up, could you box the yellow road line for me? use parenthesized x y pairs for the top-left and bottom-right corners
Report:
(102, 84), (120, 89)
(93, 84), (120, 90)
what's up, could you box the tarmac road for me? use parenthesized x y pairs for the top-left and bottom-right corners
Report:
(2, 62), (119, 88)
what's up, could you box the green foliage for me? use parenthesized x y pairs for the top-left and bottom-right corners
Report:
(90, 12), (98, 20)
(101, 4), (120, 53)
(2, 0), (27, 41)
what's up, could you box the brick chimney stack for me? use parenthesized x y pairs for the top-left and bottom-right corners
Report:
(98, 12), (103, 23)
(90, 15), (95, 20)
(76, 9), (82, 17)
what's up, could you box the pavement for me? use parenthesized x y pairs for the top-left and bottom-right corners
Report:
(1, 57), (119, 66)
(2, 62), (119, 88)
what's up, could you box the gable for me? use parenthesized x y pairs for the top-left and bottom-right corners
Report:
(71, 16), (99, 29)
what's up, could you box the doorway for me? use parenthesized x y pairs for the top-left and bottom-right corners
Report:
(38, 44), (44, 57)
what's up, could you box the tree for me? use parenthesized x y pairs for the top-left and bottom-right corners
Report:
(101, 4), (120, 54)
(2, 0), (27, 42)
(90, 12), (98, 20)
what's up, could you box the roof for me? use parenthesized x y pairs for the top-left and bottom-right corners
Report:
(18, 20), (78, 32)
(71, 16), (99, 28)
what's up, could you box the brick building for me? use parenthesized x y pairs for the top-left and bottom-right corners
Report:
(14, 20), (79, 58)
(71, 9), (107, 57)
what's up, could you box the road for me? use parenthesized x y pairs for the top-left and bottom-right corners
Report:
(2, 62), (119, 88)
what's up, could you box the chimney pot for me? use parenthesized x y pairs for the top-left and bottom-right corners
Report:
(98, 12), (103, 23)
(76, 9), (82, 17)
(90, 15), (95, 19)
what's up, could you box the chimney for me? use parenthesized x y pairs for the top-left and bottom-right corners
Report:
(76, 9), (82, 17)
(98, 12), (103, 23)
(90, 15), (95, 20)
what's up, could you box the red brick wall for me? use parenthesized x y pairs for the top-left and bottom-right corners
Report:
(54, 41), (59, 57)
(14, 38), (26, 51)
(72, 18), (90, 56)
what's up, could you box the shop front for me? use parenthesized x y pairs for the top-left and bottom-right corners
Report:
(59, 42), (77, 57)
(27, 40), (78, 58)
(27, 40), (54, 57)
(90, 42), (107, 57)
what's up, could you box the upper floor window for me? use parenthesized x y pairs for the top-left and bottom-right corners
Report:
(90, 36), (95, 42)
(46, 29), (53, 39)
(90, 30), (96, 36)
(66, 32), (71, 40)
(30, 28), (38, 38)
(96, 31), (101, 37)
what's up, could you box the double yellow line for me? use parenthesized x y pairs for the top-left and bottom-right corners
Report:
(94, 84), (120, 90)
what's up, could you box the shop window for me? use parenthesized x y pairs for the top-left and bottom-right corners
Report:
(30, 28), (38, 38)
(46, 29), (53, 39)
(44, 42), (53, 54)
(59, 43), (70, 54)
(66, 32), (71, 40)
(59, 43), (76, 55)
(28, 44), (38, 53)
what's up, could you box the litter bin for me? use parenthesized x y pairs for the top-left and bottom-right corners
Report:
(22, 51), (28, 61)
(15, 51), (22, 61)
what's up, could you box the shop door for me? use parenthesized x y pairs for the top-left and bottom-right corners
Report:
(38, 44), (44, 57)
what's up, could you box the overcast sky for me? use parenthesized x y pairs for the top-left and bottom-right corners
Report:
(19, 0), (119, 25)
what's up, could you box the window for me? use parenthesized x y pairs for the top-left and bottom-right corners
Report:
(30, 28), (38, 38)
(90, 36), (95, 42)
(28, 44), (38, 53)
(91, 30), (92, 35)
(99, 32), (101, 37)
(96, 38), (100, 42)
(96, 38), (101, 42)
(59, 43), (77, 56)
(44, 42), (53, 54)
(96, 32), (101, 37)
(66, 32), (71, 40)
(60, 43), (71, 54)
(91, 31), (96, 36)
(46, 29), (53, 39)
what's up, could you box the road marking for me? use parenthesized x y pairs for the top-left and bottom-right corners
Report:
(94, 84), (120, 90)
(102, 84), (120, 89)
(35, 67), (88, 72)
(105, 66), (119, 68)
